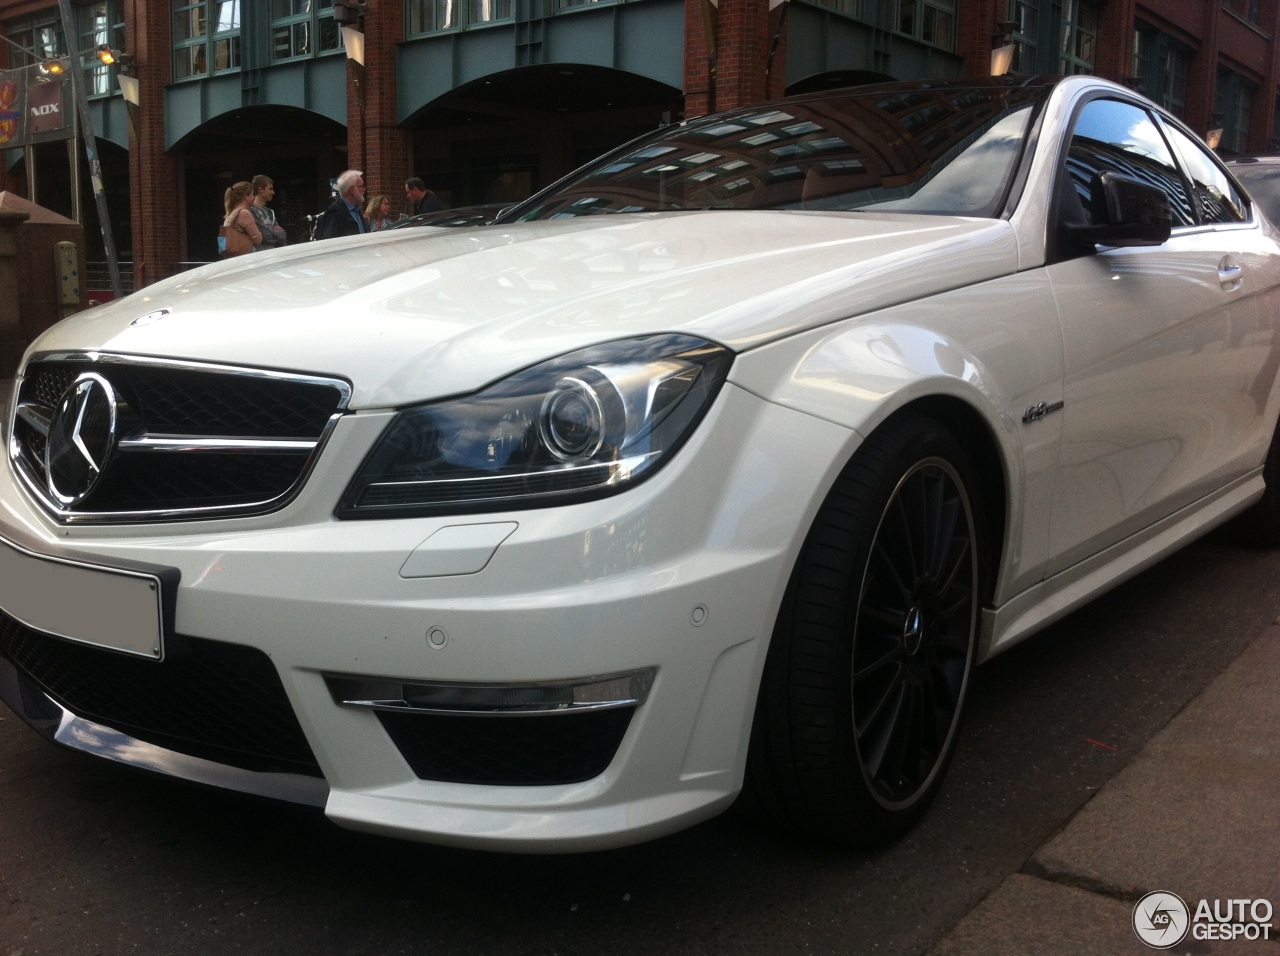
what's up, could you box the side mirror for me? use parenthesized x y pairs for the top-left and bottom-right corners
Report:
(1066, 171), (1173, 248)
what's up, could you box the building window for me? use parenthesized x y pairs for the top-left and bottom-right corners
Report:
(270, 0), (341, 62)
(9, 6), (125, 96)
(8, 14), (65, 69)
(408, 0), (512, 35)
(799, 0), (863, 18)
(1223, 0), (1260, 24)
(896, 0), (956, 50)
(410, 0), (454, 32)
(1008, 0), (1039, 75)
(1216, 67), (1255, 155)
(468, 0), (514, 25)
(79, 2), (126, 97)
(1133, 22), (1190, 118)
(173, 0), (241, 80)
(1058, 0), (1097, 75)
(1007, 0), (1095, 75)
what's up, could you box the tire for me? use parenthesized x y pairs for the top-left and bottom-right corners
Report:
(747, 412), (985, 847)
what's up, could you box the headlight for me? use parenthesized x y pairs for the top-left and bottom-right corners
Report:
(337, 334), (732, 518)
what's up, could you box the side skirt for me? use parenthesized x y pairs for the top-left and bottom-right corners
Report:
(980, 471), (1264, 662)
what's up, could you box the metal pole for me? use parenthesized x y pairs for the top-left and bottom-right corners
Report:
(67, 134), (81, 222)
(24, 145), (36, 205)
(57, 0), (123, 300)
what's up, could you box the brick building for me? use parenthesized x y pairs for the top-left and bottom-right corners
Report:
(1, 0), (1278, 293)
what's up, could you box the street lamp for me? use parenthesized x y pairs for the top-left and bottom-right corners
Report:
(94, 44), (134, 70)
(0, 34), (125, 75)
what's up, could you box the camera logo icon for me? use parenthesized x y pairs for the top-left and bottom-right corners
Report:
(1133, 891), (1190, 948)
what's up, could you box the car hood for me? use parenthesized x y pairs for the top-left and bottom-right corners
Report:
(33, 211), (1017, 408)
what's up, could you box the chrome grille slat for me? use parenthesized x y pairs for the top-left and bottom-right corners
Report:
(118, 435), (320, 454)
(9, 354), (351, 523)
(15, 403), (52, 437)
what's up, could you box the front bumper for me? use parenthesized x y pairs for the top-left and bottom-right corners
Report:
(0, 385), (855, 851)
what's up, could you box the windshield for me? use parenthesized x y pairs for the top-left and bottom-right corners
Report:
(512, 80), (1049, 222)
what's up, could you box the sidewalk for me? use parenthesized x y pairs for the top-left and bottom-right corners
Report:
(927, 622), (1280, 955)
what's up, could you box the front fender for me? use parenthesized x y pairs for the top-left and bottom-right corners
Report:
(728, 269), (1065, 600)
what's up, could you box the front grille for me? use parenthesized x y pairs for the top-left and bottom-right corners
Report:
(0, 611), (324, 778)
(10, 355), (350, 522)
(377, 709), (634, 785)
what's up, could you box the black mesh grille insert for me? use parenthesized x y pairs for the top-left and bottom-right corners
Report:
(12, 359), (347, 520)
(25, 362), (341, 437)
(377, 708), (634, 786)
(0, 612), (323, 778)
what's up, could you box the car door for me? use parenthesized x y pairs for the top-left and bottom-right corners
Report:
(1043, 96), (1280, 575)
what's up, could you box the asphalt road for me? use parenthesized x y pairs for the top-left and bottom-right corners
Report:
(2, 522), (1278, 956)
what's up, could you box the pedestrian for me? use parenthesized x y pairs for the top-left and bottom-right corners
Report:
(405, 176), (440, 216)
(250, 174), (289, 248)
(313, 170), (369, 240)
(365, 194), (395, 231)
(219, 181), (262, 257)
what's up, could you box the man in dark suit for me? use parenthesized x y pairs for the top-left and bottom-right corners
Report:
(313, 170), (369, 240)
(405, 176), (441, 216)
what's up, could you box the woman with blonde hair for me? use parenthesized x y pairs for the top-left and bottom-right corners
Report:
(365, 193), (395, 231)
(220, 181), (263, 257)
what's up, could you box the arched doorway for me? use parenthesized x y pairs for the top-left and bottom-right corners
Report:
(174, 104), (347, 262)
(405, 64), (684, 209)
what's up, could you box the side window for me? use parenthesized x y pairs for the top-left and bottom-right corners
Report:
(1162, 124), (1248, 225)
(1062, 98), (1196, 228)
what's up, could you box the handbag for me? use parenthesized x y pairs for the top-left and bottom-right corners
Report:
(219, 214), (254, 258)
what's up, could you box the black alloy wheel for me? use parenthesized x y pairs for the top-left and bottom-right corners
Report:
(747, 412), (985, 846)
(852, 454), (977, 810)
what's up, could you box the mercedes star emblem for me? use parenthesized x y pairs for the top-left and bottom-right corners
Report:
(45, 372), (118, 506)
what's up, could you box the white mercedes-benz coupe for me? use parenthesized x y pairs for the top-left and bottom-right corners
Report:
(2, 74), (1278, 852)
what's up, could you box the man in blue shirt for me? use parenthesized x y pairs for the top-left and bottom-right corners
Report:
(313, 170), (369, 240)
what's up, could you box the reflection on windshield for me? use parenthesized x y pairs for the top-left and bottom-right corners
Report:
(517, 80), (1049, 221)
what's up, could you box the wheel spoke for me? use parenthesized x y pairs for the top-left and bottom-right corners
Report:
(923, 471), (954, 580)
(935, 521), (970, 595)
(854, 660), (905, 740)
(887, 490), (923, 585)
(922, 668), (954, 751)
(871, 538), (913, 605)
(858, 680), (908, 783)
(853, 642), (902, 684)
(861, 603), (905, 629)
(929, 654), (967, 709)
(853, 457), (977, 807)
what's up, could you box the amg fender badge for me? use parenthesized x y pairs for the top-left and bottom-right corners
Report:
(1022, 400), (1064, 424)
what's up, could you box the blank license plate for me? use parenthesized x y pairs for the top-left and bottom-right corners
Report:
(0, 536), (165, 660)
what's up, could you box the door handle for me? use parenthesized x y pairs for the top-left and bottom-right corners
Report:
(1219, 256), (1243, 291)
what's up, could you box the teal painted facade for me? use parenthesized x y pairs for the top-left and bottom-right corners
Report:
(785, 4), (964, 90)
(166, 56), (348, 148)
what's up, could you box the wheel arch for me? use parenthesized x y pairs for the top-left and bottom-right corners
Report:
(744, 399), (998, 843)
(864, 394), (1008, 605)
